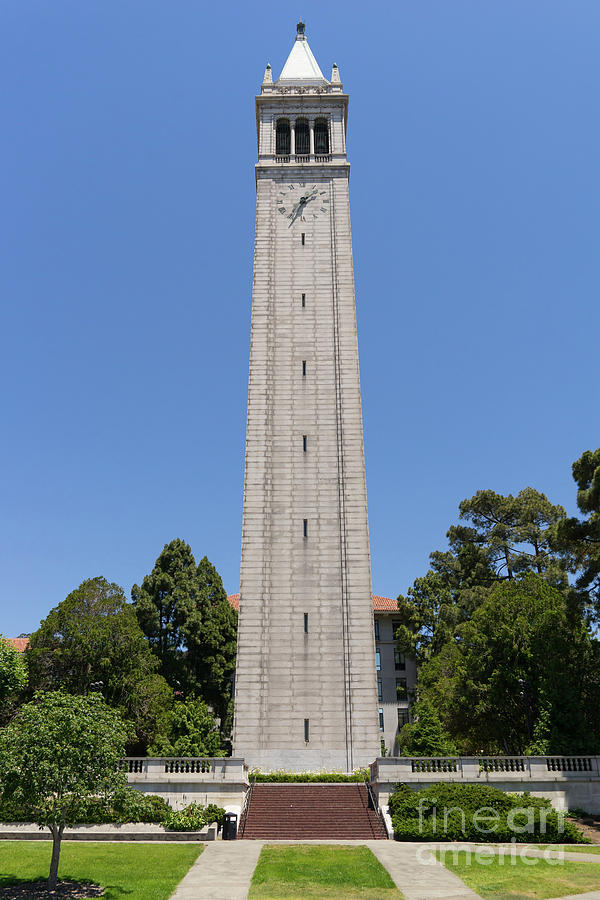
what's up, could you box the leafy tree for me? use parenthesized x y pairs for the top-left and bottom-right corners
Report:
(0, 691), (129, 889)
(395, 488), (568, 664)
(552, 449), (600, 619)
(396, 698), (458, 757)
(149, 697), (225, 757)
(0, 637), (27, 720)
(420, 574), (598, 754)
(133, 542), (237, 732)
(27, 577), (172, 752)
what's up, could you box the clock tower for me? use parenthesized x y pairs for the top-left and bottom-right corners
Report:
(233, 23), (380, 772)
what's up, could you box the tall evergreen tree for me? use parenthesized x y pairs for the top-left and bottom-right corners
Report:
(131, 539), (198, 688)
(184, 556), (237, 726)
(552, 448), (600, 620)
(133, 542), (237, 733)
(395, 487), (568, 664)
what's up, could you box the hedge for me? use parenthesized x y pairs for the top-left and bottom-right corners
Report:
(388, 783), (587, 844)
(252, 769), (369, 783)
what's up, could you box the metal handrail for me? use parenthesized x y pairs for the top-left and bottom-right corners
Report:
(238, 777), (255, 838)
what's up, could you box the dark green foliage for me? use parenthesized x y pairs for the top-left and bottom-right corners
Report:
(420, 575), (598, 754)
(396, 699), (458, 757)
(185, 556), (238, 725)
(252, 770), (369, 783)
(132, 540), (198, 688)
(162, 801), (226, 831)
(26, 577), (172, 753)
(552, 449), (600, 621)
(388, 784), (586, 844)
(149, 697), (225, 757)
(132, 542), (237, 734)
(395, 489), (568, 665)
(396, 476), (600, 756)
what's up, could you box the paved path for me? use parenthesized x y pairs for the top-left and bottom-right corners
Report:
(169, 840), (264, 900)
(368, 841), (482, 900)
(168, 839), (600, 900)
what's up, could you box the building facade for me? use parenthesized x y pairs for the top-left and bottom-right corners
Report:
(232, 24), (381, 772)
(230, 593), (416, 760)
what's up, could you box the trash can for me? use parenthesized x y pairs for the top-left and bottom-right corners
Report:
(223, 812), (238, 840)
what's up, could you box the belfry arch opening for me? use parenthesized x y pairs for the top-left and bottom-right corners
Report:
(315, 118), (329, 155)
(295, 118), (309, 156)
(276, 118), (291, 156)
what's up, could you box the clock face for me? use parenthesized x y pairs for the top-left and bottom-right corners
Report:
(277, 183), (330, 224)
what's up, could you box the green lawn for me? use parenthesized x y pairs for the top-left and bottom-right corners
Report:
(0, 841), (202, 899)
(537, 844), (600, 855)
(440, 849), (600, 900)
(248, 844), (403, 899)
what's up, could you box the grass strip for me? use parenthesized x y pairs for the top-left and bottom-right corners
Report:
(0, 841), (202, 900)
(248, 844), (403, 899)
(439, 847), (600, 899)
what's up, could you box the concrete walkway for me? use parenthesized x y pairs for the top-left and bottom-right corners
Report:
(169, 840), (264, 900)
(168, 839), (600, 900)
(368, 841), (482, 900)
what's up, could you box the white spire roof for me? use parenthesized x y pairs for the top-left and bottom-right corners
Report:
(277, 22), (328, 85)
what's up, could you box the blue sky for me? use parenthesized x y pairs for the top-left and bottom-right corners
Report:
(2, 1), (599, 636)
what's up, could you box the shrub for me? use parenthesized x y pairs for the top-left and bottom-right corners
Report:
(388, 783), (587, 844)
(162, 801), (226, 832)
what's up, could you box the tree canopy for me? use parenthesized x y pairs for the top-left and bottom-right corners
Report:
(26, 577), (172, 752)
(395, 469), (600, 756)
(149, 697), (225, 758)
(0, 691), (129, 889)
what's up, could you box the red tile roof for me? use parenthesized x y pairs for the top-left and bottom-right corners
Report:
(227, 593), (396, 612)
(4, 637), (29, 653)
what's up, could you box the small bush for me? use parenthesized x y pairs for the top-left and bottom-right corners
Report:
(388, 783), (587, 844)
(162, 802), (226, 832)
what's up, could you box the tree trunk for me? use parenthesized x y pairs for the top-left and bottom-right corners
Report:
(48, 823), (64, 890)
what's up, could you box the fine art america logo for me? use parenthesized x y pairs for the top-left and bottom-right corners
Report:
(413, 797), (571, 867)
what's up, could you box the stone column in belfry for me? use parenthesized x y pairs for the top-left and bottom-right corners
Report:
(232, 23), (380, 772)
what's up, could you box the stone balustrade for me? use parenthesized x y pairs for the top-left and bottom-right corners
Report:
(370, 756), (600, 814)
(122, 757), (248, 782)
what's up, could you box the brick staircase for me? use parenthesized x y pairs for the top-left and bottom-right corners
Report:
(238, 783), (388, 840)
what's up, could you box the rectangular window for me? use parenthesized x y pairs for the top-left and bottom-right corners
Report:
(396, 678), (408, 700)
(377, 677), (383, 702)
(392, 620), (401, 639)
(303, 518), (308, 537)
(302, 360), (306, 376)
(375, 649), (381, 671)
(304, 613), (308, 633)
(378, 708), (384, 731)
(304, 718), (310, 742)
(374, 619), (380, 641)
(394, 650), (406, 671)
(301, 233), (305, 246)
(303, 435), (307, 452)
(302, 292), (306, 307)
(397, 708), (410, 729)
